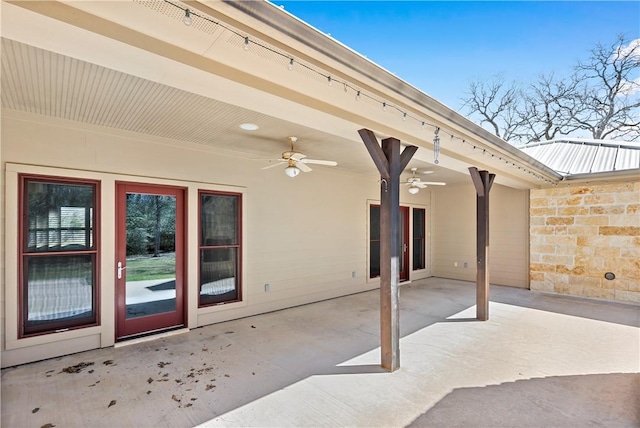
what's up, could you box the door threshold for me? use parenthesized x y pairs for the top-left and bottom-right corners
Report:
(114, 327), (189, 348)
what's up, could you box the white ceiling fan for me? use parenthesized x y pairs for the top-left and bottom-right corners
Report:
(262, 136), (338, 177)
(405, 168), (446, 194)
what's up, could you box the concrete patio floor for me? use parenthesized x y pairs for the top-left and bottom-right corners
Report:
(2, 277), (639, 427)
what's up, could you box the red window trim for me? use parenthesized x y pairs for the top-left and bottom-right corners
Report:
(18, 174), (101, 338)
(198, 189), (243, 307)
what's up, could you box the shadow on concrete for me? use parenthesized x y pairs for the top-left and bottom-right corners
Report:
(488, 282), (640, 328)
(408, 372), (640, 428)
(2, 277), (637, 428)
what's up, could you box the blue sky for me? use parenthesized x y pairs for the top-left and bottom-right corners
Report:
(276, 1), (640, 111)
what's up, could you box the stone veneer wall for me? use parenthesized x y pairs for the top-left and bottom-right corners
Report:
(530, 181), (640, 303)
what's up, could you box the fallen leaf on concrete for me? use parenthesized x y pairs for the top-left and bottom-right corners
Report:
(172, 394), (181, 402)
(158, 362), (171, 368)
(205, 384), (215, 391)
(147, 391), (152, 395)
(41, 423), (55, 428)
(32, 408), (40, 414)
(147, 377), (154, 384)
(103, 360), (114, 366)
(61, 362), (94, 374)
(251, 325), (256, 329)
(108, 400), (116, 408)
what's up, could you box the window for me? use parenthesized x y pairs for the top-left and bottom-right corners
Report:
(413, 208), (426, 270)
(199, 191), (242, 306)
(20, 176), (99, 336)
(369, 205), (381, 278)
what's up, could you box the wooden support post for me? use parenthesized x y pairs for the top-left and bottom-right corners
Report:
(359, 129), (417, 372)
(469, 167), (495, 321)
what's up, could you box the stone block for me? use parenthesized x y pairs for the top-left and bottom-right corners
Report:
(570, 186), (595, 195)
(558, 206), (589, 216)
(567, 225), (598, 236)
(555, 283), (584, 296)
(531, 226), (555, 235)
(614, 290), (640, 304)
(556, 265), (584, 275)
(590, 205), (625, 215)
(627, 204), (640, 214)
(607, 216), (640, 227)
(554, 226), (568, 235)
(544, 187), (571, 196)
(576, 216), (609, 225)
(609, 236), (634, 248)
(600, 182), (636, 193)
(556, 196), (584, 206)
(531, 244), (555, 254)
(594, 246), (621, 259)
(531, 189), (545, 198)
(530, 263), (556, 273)
(629, 280), (640, 292)
(615, 192), (640, 204)
(530, 198), (549, 207)
(546, 217), (575, 225)
(574, 245), (595, 256)
(599, 226), (640, 236)
(531, 207), (557, 216)
(530, 271), (545, 281)
(530, 280), (553, 293)
(620, 247), (640, 259)
(569, 275), (602, 288)
(530, 216), (545, 226)
(577, 235), (609, 247)
(584, 194), (615, 205)
(545, 235), (575, 246)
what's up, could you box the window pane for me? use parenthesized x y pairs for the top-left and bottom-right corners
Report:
(26, 181), (94, 252)
(370, 206), (380, 240)
(25, 255), (95, 331)
(413, 209), (425, 239)
(370, 241), (380, 278)
(200, 248), (238, 305)
(413, 209), (426, 270)
(201, 195), (238, 246)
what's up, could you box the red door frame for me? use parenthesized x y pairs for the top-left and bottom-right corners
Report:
(399, 206), (410, 282)
(115, 182), (187, 340)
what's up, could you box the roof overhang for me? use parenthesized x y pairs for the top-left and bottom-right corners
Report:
(1, 0), (562, 189)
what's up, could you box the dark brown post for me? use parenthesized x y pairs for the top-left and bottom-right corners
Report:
(469, 167), (495, 321)
(359, 129), (417, 371)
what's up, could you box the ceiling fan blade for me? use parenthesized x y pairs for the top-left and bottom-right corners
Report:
(301, 159), (338, 166)
(261, 160), (286, 170)
(295, 160), (312, 172)
(291, 153), (307, 161)
(421, 181), (446, 186)
(416, 183), (429, 188)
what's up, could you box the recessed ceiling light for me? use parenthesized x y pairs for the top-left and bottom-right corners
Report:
(239, 123), (259, 131)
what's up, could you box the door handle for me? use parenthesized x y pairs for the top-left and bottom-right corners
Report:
(403, 243), (408, 253)
(117, 261), (126, 279)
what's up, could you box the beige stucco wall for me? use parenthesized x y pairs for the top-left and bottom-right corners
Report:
(530, 182), (640, 303)
(431, 181), (530, 288)
(1, 111), (434, 367)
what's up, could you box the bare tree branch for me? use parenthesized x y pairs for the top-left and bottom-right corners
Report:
(460, 35), (640, 144)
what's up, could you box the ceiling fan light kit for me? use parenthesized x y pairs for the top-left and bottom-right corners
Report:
(262, 136), (337, 178)
(405, 167), (446, 194)
(284, 165), (300, 177)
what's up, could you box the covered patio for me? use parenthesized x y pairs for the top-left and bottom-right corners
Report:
(2, 277), (638, 427)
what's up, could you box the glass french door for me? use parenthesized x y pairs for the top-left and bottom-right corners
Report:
(115, 183), (185, 340)
(370, 205), (410, 281)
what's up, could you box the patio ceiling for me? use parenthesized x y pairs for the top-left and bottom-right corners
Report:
(1, 0), (558, 188)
